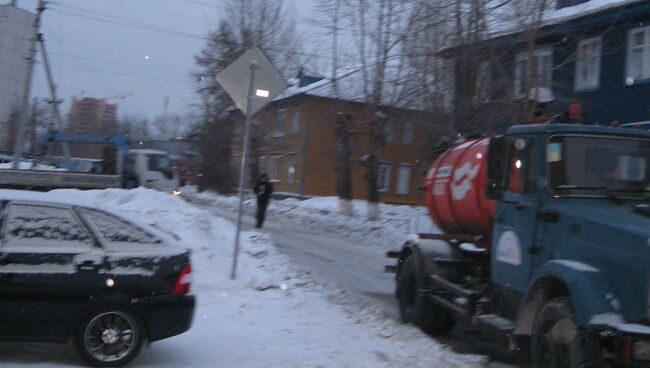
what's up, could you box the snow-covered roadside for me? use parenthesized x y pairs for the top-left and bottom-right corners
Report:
(2, 187), (486, 368)
(183, 186), (439, 250)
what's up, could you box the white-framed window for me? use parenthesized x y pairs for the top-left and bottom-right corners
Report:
(575, 37), (602, 91)
(401, 122), (414, 145)
(514, 48), (553, 97)
(270, 155), (282, 180)
(291, 106), (301, 135)
(258, 155), (267, 174)
(396, 164), (412, 195)
(286, 152), (297, 184)
(273, 109), (286, 137)
(377, 162), (392, 193)
(384, 122), (395, 144)
(475, 60), (491, 102)
(627, 27), (650, 84)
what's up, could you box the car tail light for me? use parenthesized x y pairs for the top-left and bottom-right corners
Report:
(174, 264), (192, 295)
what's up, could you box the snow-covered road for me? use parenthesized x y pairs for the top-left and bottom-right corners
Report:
(186, 190), (524, 367)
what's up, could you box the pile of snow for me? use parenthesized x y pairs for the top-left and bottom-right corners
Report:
(184, 187), (439, 249)
(1, 187), (485, 368)
(0, 161), (66, 171)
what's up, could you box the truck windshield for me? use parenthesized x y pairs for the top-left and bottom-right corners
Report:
(548, 135), (650, 197)
(147, 154), (173, 179)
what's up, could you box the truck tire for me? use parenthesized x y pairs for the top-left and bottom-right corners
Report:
(531, 297), (603, 368)
(398, 254), (455, 335)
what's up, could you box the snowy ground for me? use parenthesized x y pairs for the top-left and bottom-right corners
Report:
(183, 187), (439, 251)
(0, 187), (489, 368)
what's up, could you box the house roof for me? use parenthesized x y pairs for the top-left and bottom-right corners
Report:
(488, 0), (646, 40)
(272, 66), (424, 111)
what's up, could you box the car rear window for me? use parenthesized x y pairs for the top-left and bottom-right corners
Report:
(79, 209), (159, 251)
(3, 204), (91, 253)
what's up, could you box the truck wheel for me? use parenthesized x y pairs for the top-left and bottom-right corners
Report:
(74, 306), (145, 367)
(531, 297), (603, 368)
(398, 254), (455, 335)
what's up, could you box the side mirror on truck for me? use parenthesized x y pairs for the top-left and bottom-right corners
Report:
(486, 136), (506, 200)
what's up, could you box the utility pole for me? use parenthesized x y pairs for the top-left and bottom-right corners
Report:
(39, 35), (71, 157)
(12, 0), (44, 168)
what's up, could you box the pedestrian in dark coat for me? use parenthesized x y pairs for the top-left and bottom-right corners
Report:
(254, 173), (273, 228)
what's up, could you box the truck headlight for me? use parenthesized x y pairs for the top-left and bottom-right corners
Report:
(634, 340), (650, 361)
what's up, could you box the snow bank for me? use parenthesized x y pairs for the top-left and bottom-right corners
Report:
(184, 187), (439, 249)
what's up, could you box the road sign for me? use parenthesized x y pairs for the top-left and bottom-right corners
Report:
(217, 47), (287, 116)
(217, 47), (287, 280)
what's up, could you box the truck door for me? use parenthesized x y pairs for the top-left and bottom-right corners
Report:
(492, 136), (540, 293)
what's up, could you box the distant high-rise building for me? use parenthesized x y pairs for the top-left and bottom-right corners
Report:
(0, 4), (34, 152)
(66, 97), (119, 158)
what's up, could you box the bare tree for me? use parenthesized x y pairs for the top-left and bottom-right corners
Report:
(193, 0), (301, 193)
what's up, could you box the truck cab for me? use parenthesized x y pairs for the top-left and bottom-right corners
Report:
(127, 149), (180, 194)
(390, 124), (650, 367)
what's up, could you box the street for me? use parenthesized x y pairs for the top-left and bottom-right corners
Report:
(188, 195), (524, 367)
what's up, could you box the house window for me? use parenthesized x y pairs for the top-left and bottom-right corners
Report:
(514, 49), (553, 97)
(274, 109), (286, 137)
(627, 27), (650, 84)
(402, 122), (414, 145)
(377, 163), (392, 193)
(291, 106), (301, 135)
(396, 164), (411, 195)
(258, 155), (267, 174)
(384, 122), (395, 144)
(286, 152), (297, 184)
(575, 37), (601, 90)
(270, 155), (282, 180)
(475, 60), (491, 102)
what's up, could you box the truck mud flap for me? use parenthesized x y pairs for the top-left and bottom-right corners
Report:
(429, 274), (478, 318)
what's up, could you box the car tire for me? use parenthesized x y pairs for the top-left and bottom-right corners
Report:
(397, 254), (455, 335)
(531, 297), (603, 368)
(74, 306), (145, 367)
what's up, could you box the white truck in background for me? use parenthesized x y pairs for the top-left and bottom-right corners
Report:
(0, 133), (181, 194)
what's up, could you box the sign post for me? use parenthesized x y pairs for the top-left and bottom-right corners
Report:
(217, 47), (287, 280)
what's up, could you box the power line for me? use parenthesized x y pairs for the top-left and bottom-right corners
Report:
(50, 63), (188, 84)
(48, 6), (207, 41)
(49, 51), (188, 73)
(48, 3), (330, 61)
(181, 0), (226, 10)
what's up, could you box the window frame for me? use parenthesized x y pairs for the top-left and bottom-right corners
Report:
(401, 122), (414, 145)
(514, 48), (553, 98)
(291, 106), (301, 135)
(258, 155), (267, 175)
(286, 152), (297, 184)
(270, 154), (282, 180)
(395, 164), (412, 195)
(273, 108), (286, 137)
(575, 36), (602, 91)
(377, 162), (392, 193)
(626, 27), (650, 84)
(475, 59), (492, 102)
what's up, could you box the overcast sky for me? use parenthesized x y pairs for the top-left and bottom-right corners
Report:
(9, 0), (320, 122)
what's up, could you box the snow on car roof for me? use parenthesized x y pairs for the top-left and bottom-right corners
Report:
(0, 189), (90, 207)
